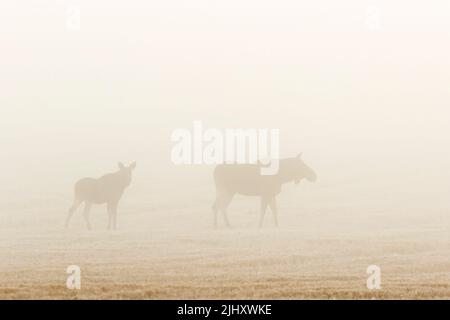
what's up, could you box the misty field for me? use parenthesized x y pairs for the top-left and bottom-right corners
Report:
(3, 0), (450, 302)
(1, 185), (450, 300)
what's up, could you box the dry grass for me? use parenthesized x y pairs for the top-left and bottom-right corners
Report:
(1, 193), (450, 300)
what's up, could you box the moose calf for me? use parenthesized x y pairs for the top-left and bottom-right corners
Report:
(65, 162), (136, 230)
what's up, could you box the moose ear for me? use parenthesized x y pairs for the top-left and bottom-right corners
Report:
(118, 162), (125, 170)
(297, 153), (303, 159)
(130, 162), (137, 170)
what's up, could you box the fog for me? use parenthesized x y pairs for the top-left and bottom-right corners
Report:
(1, 1), (450, 299)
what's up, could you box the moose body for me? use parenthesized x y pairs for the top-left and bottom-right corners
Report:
(65, 162), (136, 230)
(212, 154), (316, 228)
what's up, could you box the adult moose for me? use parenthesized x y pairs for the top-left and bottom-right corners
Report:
(212, 154), (316, 228)
(65, 162), (136, 230)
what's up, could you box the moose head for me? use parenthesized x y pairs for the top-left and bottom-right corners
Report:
(292, 153), (317, 184)
(118, 161), (137, 187)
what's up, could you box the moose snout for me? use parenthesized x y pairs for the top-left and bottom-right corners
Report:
(307, 172), (317, 183)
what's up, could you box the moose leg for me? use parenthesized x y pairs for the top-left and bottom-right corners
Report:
(219, 192), (234, 228)
(213, 190), (233, 228)
(259, 196), (269, 228)
(112, 204), (118, 230)
(221, 207), (231, 228)
(268, 197), (278, 227)
(66, 198), (82, 228)
(212, 200), (219, 229)
(212, 190), (222, 228)
(107, 203), (113, 230)
(83, 202), (92, 230)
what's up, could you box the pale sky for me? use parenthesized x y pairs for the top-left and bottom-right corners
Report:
(1, 1), (449, 202)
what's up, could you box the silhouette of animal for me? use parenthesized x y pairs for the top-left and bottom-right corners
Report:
(65, 162), (136, 230)
(212, 154), (316, 228)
